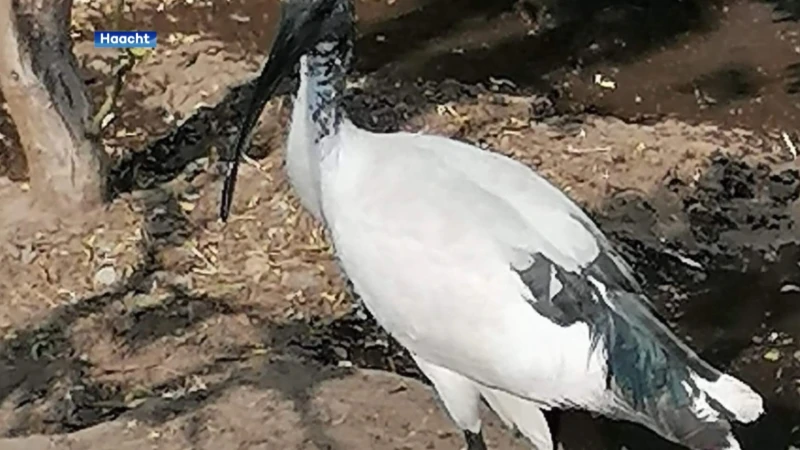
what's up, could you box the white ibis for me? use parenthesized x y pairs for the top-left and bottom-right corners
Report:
(219, 1), (765, 449)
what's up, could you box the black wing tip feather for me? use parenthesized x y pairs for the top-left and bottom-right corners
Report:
(516, 250), (719, 413)
(659, 401), (733, 450)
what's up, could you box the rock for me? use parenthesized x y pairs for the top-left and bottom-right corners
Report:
(763, 348), (782, 361)
(93, 266), (118, 287)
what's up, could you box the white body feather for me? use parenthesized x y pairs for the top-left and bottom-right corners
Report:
(286, 56), (324, 221)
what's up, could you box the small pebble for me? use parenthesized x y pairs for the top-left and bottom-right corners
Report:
(94, 266), (118, 287)
(333, 346), (348, 360)
(764, 349), (781, 361)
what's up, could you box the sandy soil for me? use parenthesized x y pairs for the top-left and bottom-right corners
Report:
(0, 0), (799, 449)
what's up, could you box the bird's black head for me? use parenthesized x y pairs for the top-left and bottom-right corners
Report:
(219, 0), (354, 221)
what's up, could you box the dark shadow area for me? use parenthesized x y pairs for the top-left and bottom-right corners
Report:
(137, 187), (195, 247)
(107, 80), (256, 196)
(760, 0), (800, 20)
(785, 61), (800, 94)
(559, 401), (800, 450)
(356, 0), (721, 88)
(353, 0), (797, 134)
(120, 0), (723, 89)
(278, 307), (422, 381)
(112, 286), (236, 352)
(677, 65), (764, 108)
(354, 0), (521, 73)
(0, 244), (159, 435)
(586, 155), (800, 449)
(763, 0), (800, 94)
(0, 92), (27, 182)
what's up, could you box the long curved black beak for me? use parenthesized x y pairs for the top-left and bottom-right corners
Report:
(219, 0), (336, 222)
(219, 22), (297, 222)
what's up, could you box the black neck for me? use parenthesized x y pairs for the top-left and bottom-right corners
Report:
(303, 36), (352, 142)
(302, 0), (354, 143)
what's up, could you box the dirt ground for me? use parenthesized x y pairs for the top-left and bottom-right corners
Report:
(1, 0), (800, 449)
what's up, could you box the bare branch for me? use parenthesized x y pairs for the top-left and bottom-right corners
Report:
(87, 0), (132, 137)
(0, 0), (109, 211)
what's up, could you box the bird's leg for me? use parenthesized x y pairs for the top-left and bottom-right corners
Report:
(464, 430), (488, 450)
(413, 358), (485, 450)
(543, 410), (561, 449)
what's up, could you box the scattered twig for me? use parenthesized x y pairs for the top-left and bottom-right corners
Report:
(243, 154), (273, 177)
(564, 145), (611, 155)
(188, 244), (229, 275)
(780, 131), (797, 159)
(100, 361), (162, 375)
(780, 283), (800, 293)
(662, 248), (704, 271)
(489, 76), (517, 89)
(90, 400), (137, 410)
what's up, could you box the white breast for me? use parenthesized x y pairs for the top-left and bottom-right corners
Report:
(286, 56), (323, 220)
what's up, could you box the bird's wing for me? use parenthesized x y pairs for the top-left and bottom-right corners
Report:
(418, 132), (726, 394)
(407, 132), (642, 288)
(331, 129), (722, 409)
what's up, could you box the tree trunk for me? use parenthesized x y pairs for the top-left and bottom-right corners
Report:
(0, 0), (108, 213)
